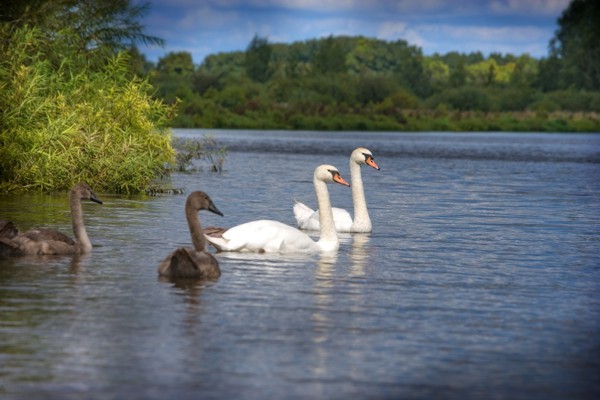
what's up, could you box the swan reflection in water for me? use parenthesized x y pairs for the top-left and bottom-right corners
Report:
(349, 233), (370, 277)
(158, 275), (215, 330)
(311, 251), (338, 378)
(67, 253), (90, 288)
(310, 232), (370, 378)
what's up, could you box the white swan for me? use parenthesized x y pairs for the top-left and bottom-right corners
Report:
(205, 165), (350, 253)
(0, 182), (102, 256)
(158, 191), (223, 279)
(294, 147), (379, 232)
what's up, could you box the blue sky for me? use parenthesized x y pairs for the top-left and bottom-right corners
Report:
(140, 0), (571, 64)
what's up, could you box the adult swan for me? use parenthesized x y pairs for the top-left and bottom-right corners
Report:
(205, 165), (349, 253)
(0, 182), (102, 256)
(293, 147), (379, 233)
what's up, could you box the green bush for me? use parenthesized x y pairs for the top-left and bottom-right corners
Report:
(529, 97), (561, 113)
(0, 26), (175, 193)
(547, 90), (600, 112)
(445, 87), (491, 111)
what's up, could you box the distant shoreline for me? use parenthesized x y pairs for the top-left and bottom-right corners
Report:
(171, 110), (600, 133)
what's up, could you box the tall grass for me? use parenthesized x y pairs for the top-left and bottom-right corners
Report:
(0, 26), (176, 193)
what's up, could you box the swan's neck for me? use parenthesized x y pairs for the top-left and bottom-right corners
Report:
(186, 203), (206, 251)
(350, 160), (372, 232)
(70, 191), (92, 253)
(315, 177), (339, 251)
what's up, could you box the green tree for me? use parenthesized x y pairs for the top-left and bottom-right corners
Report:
(192, 72), (223, 95)
(534, 55), (562, 91)
(467, 59), (500, 86)
(150, 52), (196, 119)
(0, 0), (163, 57)
(550, 0), (600, 90)
(489, 52), (517, 65)
(285, 43), (310, 78)
(509, 55), (537, 88)
(425, 58), (450, 90)
(245, 34), (273, 83)
(449, 60), (467, 87)
(433, 87), (491, 111)
(200, 51), (245, 79)
(156, 51), (195, 76)
(314, 35), (347, 75)
(391, 41), (431, 97)
(356, 75), (394, 105)
(126, 46), (154, 77)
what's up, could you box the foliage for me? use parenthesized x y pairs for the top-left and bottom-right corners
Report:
(356, 74), (395, 105)
(314, 35), (347, 75)
(0, 26), (175, 193)
(245, 34), (273, 83)
(550, 0), (600, 91)
(0, 0), (164, 59)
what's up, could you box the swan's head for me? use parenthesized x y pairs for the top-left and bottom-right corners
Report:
(187, 191), (224, 216)
(352, 147), (380, 170)
(314, 165), (350, 187)
(72, 182), (103, 204)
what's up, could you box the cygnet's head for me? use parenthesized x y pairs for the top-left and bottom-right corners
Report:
(72, 182), (103, 204)
(187, 191), (224, 216)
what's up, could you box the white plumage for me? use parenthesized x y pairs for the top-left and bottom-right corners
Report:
(294, 147), (379, 233)
(205, 165), (349, 253)
(293, 202), (353, 231)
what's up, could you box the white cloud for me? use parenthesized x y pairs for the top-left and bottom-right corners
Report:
(179, 5), (240, 30)
(402, 30), (427, 48)
(198, 0), (361, 12)
(489, 0), (571, 16)
(268, 0), (360, 11)
(419, 24), (550, 43)
(143, 0), (565, 62)
(281, 16), (362, 39)
(378, 22), (408, 38)
(376, 21), (427, 47)
(415, 23), (553, 56)
(181, 0), (435, 14)
(391, 0), (448, 12)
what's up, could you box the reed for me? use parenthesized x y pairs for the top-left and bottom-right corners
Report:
(172, 135), (227, 172)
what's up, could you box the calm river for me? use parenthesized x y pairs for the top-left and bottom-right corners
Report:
(1, 130), (599, 399)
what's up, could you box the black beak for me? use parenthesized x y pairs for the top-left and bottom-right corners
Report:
(90, 194), (103, 204)
(208, 200), (224, 217)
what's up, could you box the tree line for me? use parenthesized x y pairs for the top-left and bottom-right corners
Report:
(141, 0), (599, 132)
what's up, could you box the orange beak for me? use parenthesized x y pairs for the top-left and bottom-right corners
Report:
(366, 156), (380, 170)
(333, 173), (350, 187)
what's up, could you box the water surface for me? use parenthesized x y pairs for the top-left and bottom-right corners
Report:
(1, 130), (599, 399)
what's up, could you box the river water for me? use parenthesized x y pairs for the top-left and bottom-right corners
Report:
(1, 130), (599, 399)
